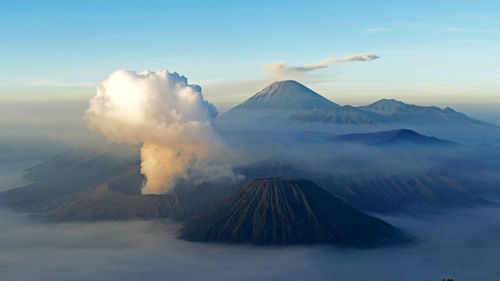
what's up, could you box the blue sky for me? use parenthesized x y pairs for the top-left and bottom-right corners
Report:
(1, 0), (499, 105)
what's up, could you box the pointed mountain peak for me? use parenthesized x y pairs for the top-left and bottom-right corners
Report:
(254, 80), (309, 96)
(265, 80), (303, 88)
(233, 80), (340, 111)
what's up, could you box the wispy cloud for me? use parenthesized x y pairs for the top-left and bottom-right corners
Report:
(262, 54), (379, 76)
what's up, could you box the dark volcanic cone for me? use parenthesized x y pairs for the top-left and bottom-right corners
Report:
(180, 178), (411, 246)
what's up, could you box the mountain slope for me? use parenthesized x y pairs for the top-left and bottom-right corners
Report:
(289, 105), (385, 124)
(180, 178), (410, 246)
(230, 80), (339, 110)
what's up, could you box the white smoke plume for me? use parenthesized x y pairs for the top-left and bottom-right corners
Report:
(262, 53), (379, 75)
(85, 70), (241, 194)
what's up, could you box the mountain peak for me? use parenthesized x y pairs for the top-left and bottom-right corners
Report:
(233, 80), (340, 110)
(253, 80), (308, 98)
(374, 98), (405, 105)
(265, 79), (303, 88)
(367, 98), (409, 109)
(358, 99), (426, 116)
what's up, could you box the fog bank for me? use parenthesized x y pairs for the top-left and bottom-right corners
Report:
(1, 202), (499, 280)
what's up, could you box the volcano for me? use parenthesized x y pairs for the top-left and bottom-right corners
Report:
(216, 80), (341, 130)
(229, 80), (339, 111)
(180, 178), (410, 246)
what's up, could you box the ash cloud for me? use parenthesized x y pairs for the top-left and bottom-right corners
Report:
(85, 70), (240, 194)
(262, 53), (379, 76)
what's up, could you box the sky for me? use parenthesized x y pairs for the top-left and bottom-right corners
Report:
(1, 0), (499, 107)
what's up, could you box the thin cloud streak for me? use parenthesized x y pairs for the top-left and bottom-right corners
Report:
(262, 54), (379, 76)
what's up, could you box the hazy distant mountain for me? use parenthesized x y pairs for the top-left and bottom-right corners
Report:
(217, 80), (495, 140)
(335, 129), (457, 146)
(180, 178), (410, 246)
(217, 80), (339, 130)
(358, 99), (445, 116)
(357, 99), (489, 126)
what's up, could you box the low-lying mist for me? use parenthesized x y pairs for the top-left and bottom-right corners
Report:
(1, 203), (499, 280)
(225, 130), (496, 181)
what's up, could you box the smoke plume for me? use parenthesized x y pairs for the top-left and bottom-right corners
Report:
(85, 70), (239, 194)
(262, 53), (379, 75)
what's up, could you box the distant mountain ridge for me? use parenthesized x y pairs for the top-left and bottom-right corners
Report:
(358, 98), (442, 116)
(217, 80), (494, 134)
(357, 99), (489, 126)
